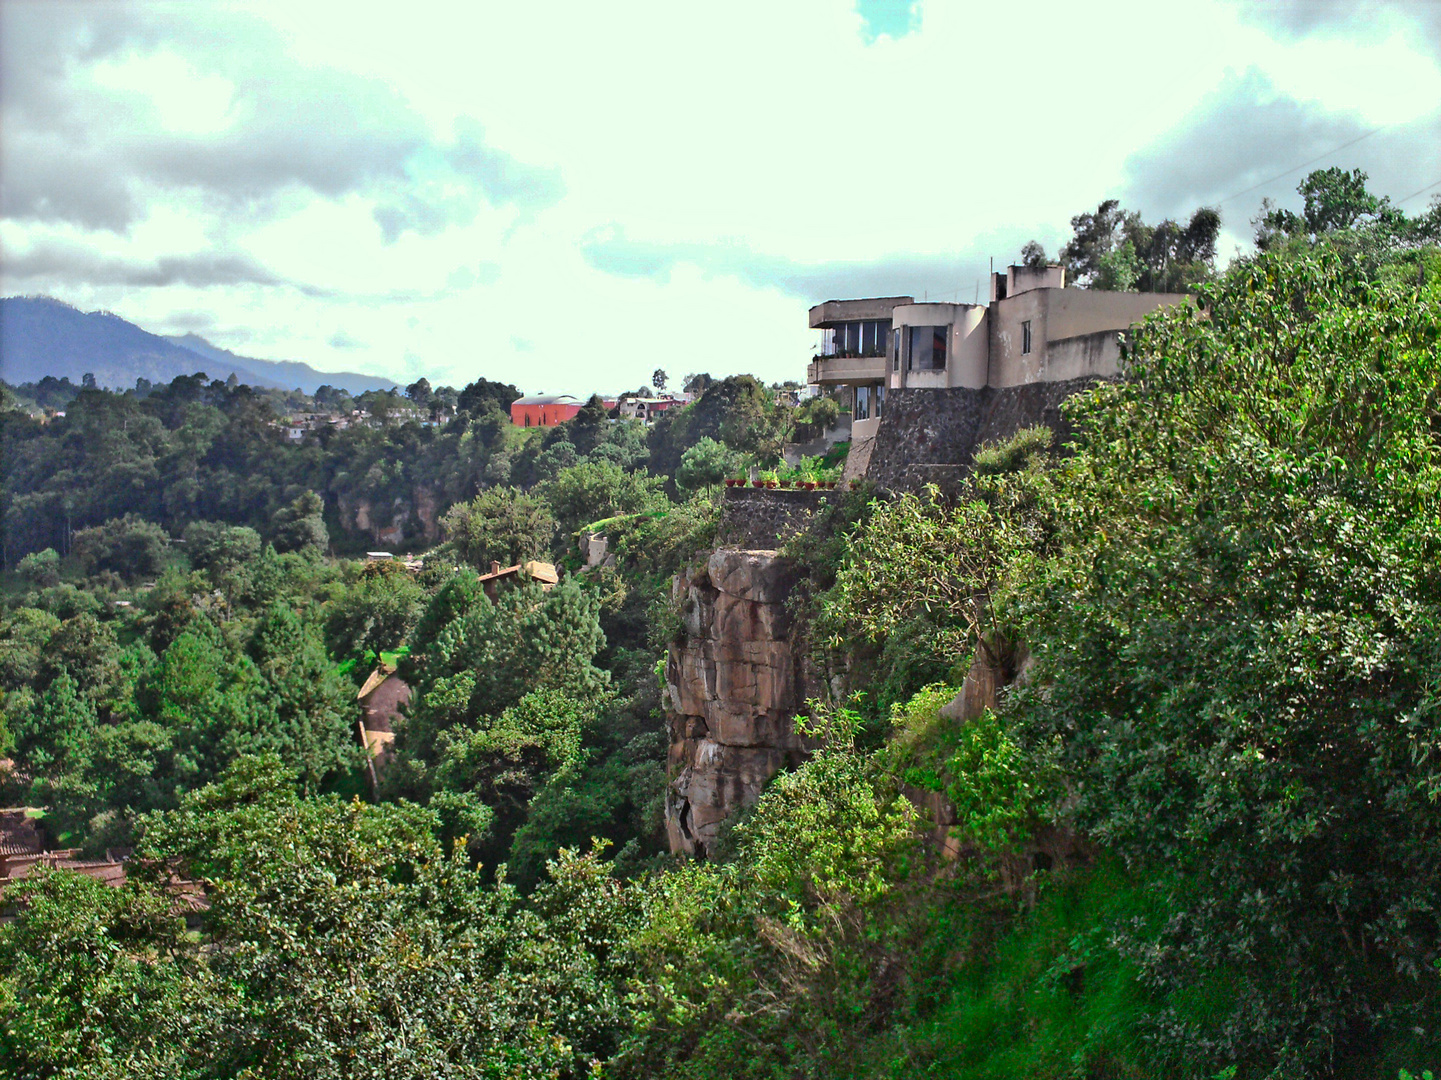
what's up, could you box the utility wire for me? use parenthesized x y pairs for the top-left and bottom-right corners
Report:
(1397, 178), (1441, 205)
(1215, 127), (1383, 204)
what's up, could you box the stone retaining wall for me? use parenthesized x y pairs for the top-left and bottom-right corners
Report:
(864, 377), (1100, 493)
(716, 486), (830, 549)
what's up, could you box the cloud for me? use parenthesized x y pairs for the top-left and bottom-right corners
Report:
(855, 0), (918, 43)
(580, 223), (1026, 303)
(1120, 69), (1370, 219)
(1, 241), (329, 294)
(162, 309), (217, 332)
(328, 330), (364, 349)
(0, 4), (563, 240)
(445, 263), (502, 289)
(1232, 0), (1441, 55)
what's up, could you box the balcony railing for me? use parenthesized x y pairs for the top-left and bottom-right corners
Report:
(807, 354), (888, 385)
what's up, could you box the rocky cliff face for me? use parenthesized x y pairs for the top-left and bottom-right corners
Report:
(335, 486), (445, 548)
(664, 548), (820, 856)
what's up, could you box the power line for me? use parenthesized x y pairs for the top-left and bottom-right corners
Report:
(1216, 127), (1383, 205)
(1397, 178), (1441, 205)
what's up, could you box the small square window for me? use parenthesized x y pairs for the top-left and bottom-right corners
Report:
(1022, 320), (1033, 355)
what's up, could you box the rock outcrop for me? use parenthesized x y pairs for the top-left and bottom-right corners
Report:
(664, 548), (819, 856)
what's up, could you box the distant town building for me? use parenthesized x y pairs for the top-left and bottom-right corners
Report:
(617, 395), (687, 422)
(510, 394), (584, 427)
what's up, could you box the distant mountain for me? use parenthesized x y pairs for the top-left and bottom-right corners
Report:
(163, 334), (400, 396)
(0, 296), (399, 395)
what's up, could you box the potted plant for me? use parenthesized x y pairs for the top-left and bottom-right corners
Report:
(758, 469), (779, 489)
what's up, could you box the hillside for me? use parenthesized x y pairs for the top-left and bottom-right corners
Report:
(0, 296), (398, 394)
(163, 333), (400, 395)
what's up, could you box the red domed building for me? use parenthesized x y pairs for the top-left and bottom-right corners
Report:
(509, 394), (584, 428)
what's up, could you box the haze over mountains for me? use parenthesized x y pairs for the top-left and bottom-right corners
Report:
(0, 297), (401, 394)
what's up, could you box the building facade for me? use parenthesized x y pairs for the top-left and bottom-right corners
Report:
(807, 267), (1187, 446)
(510, 394), (584, 427)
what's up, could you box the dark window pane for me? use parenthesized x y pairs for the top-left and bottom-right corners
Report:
(854, 385), (870, 420)
(908, 325), (947, 370)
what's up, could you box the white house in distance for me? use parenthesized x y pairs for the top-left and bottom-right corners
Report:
(806, 264), (1189, 445)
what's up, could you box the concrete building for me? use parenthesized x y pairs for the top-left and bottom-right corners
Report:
(807, 268), (1187, 450)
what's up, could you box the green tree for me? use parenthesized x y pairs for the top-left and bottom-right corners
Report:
(998, 250), (1441, 1068)
(182, 521), (261, 574)
(0, 868), (216, 1079)
(247, 603), (362, 789)
(323, 565), (425, 668)
(69, 514), (171, 582)
(536, 459), (668, 542)
(126, 754), (637, 1077)
(15, 547), (60, 588)
(440, 486), (557, 570)
(270, 490), (329, 553)
(675, 437), (744, 493)
(1059, 198), (1219, 292)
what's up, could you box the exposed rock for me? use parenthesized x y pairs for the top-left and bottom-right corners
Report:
(414, 486), (442, 543)
(939, 641), (1028, 723)
(664, 548), (821, 856)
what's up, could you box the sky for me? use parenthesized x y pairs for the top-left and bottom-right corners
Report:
(2, 0), (1439, 395)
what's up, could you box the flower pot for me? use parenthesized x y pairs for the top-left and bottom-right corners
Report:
(777, 480), (791, 488)
(751, 480), (765, 488)
(801, 481), (817, 490)
(764, 481), (778, 489)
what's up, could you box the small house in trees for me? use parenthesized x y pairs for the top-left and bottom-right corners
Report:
(476, 560), (560, 601)
(356, 664), (409, 792)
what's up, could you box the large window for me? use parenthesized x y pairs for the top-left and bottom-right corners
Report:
(822, 319), (892, 358)
(854, 383), (884, 421)
(907, 325), (948, 370)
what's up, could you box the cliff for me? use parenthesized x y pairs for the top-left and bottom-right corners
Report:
(664, 548), (820, 856)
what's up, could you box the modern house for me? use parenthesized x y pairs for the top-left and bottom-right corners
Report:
(617, 395), (688, 422)
(807, 266), (1188, 447)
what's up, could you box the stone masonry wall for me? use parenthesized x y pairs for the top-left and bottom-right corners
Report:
(716, 486), (829, 550)
(865, 377), (1100, 493)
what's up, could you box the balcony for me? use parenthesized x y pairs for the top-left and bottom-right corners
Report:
(808, 353), (888, 385)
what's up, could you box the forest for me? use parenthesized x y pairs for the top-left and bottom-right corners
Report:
(1, 171), (1440, 1079)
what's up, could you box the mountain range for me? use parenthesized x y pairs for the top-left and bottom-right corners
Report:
(0, 296), (401, 395)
